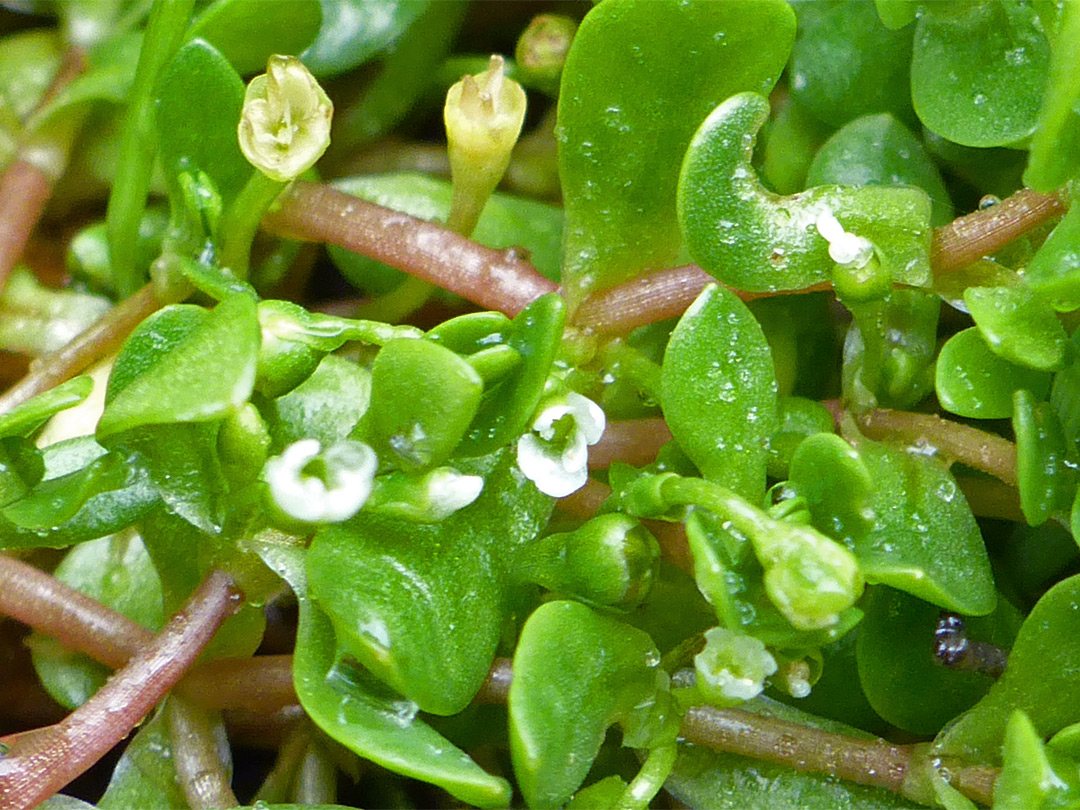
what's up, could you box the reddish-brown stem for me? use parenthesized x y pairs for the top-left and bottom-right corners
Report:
(262, 181), (558, 316)
(589, 418), (672, 469)
(0, 553), (152, 669)
(0, 554), (296, 712)
(0, 282), (164, 414)
(0, 161), (54, 294)
(0, 570), (241, 810)
(165, 696), (240, 810)
(932, 188), (1068, 275)
(853, 408), (1018, 488)
(0, 47), (88, 294)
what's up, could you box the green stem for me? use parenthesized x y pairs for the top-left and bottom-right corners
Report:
(165, 696), (239, 810)
(218, 171), (288, 279)
(105, 0), (196, 298)
(353, 274), (435, 323)
(614, 744), (678, 810)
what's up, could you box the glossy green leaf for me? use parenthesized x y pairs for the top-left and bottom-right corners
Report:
(455, 293), (565, 458)
(1026, 204), (1080, 312)
(664, 696), (923, 810)
(0, 376), (93, 440)
(792, 435), (997, 615)
(766, 397), (840, 479)
(935, 328), (1052, 419)
(1025, 0), (1080, 190)
(256, 541), (512, 808)
(30, 532), (163, 710)
(557, 0), (795, 303)
(790, 1), (915, 129)
(855, 586), (1020, 735)
(994, 710), (1080, 810)
(154, 38), (249, 205)
(329, 174), (564, 292)
(302, 0), (429, 78)
(362, 338), (482, 472)
(509, 600), (663, 809)
(842, 289), (940, 410)
(266, 354), (372, 451)
(0, 444), (157, 548)
(98, 296), (259, 439)
(307, 450), (552, 715)
(187, 0), (321, 76)
(964, 285), (1066, 372)
(911, 1), (1051, 147)
(760, 94), (830, 195)
(661, 284), (777, 498)
(1014, 389), (1074, 526)
(97, 705), (188, 809)
(807, 113), (953, 226)
(678, 93), (932, 293)
(938, 573), (1080, 762)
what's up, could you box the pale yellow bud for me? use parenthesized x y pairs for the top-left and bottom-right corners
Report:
(238, 55), (332, 182)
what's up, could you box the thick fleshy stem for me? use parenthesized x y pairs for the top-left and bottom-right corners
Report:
(847, 406), (1018, 487)
(165, 695), (239, 810)
(0, 281), (169, 415)
(0, 554), (297, 712)
(0, 570), (241, 810)
(931, 188), (1068, 275)
(262, 180), (557, 316)
(0, 47), (88, 294)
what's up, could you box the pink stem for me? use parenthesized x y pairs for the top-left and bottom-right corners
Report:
(589, 418), (672, 469)
(0, 570), (241, 810)
(262, 181), (558, 316)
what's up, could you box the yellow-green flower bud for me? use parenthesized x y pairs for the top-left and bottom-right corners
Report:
(515, 14), (576, 95)
(443, 54), (527, 235)
(238, 55), (332, 182)
(694, 627), (777, 706)
(758, 521), (864, 631)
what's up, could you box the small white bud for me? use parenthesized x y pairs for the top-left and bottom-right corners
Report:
(516, 391), (606, 498)
(265, 438), (376, 523)
(815, 210), (875, 268)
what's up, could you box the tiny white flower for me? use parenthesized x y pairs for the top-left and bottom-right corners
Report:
(694, 627), (778, 704)
(239, 55), (333, 182)
(265, 438), (377, 523)
(424, 468), (485, 518)
(516, 391), (605, 498)
(815, 210), (875, 268)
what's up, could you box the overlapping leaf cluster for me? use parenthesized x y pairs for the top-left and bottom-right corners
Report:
(3, 1), (1080, 808)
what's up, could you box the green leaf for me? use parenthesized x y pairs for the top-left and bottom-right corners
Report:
(1026, 204), (1080, 311)
(155, 38), (249, 205)
(362, 338), (482, 472)
(855, 586), (1020, 735)
(1013, 389), (1074, 526)
(509, 600), (663, 809)
(911, 1), (1051, 147)
(964, 285), (1067, 372)
(306, 450), (552, 715)
(557, 0), (795, 303)
(30, 532), (164, 710)
(938, 573), (1080, 762)
(664, 696), (924, 810)
(98, 296), (259, 439)
(0, 376), (93, 440)
(1025, 0), (1080, 190)
(187, 0), (321, 76)
(302, 1), (430, 78)
(791, 435), (997, 615)
(255, 541), (512, 809)
(329, 173), (564, 292)
(0, 445), (158, 549)
(935, 327), (1052, 419)
(98, 706), (188, 809)
(790, 1), (916, 129)
(266, 354), (372, 450)
(661, 284), (777, 498)
(807, 113), (953, 226)
(994, 710), (1080, 810)
(455, 293), (565, 458)
(678, 92), (932, 293)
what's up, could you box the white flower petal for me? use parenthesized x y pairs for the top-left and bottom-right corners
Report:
(426, 470), (484, 519)
(564, 391), (606, 445)
(265, 439), (377, 523)
(516, 433), (588, 497)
